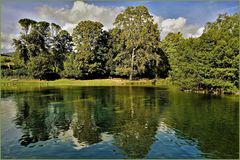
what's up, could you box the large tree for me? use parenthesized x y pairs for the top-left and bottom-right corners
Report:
(71, 20), (109, 79)
(13, 18), (72, 79)
(113, 6), (165, 80)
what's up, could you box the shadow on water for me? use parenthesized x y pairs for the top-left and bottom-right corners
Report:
(0, 86), (239, 158)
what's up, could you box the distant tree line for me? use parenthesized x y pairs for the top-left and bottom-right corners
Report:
(1, 6), (239, 93)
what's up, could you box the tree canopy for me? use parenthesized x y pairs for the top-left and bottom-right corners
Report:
(12, 19), (73, 79)
(68, 21), (109, 79)
(112, 6), (167, 80)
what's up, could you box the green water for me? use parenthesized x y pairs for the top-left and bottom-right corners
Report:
(0, 86), (239, 159)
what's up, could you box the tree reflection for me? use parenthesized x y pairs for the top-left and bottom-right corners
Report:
(112, 87), (165, 158)
(13, 89), (72, 146)
(12, 86), (165, 158)
(71, 101), (101, 145)
(12, 87), (118, 147)
(162, 92), (239, 159)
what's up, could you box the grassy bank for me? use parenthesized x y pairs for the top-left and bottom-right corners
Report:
(1, 78), (238, 97)
(0, 78), (172, 88)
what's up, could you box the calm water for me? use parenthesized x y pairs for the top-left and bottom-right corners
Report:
(1, 86), (239, 159)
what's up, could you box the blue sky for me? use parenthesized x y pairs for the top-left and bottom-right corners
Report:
(1, 0), (239, 52)
(92, 1), (238, 24)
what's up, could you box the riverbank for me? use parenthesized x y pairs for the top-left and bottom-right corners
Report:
(1, 78), (238, 96)
(0, 78), (172, 87)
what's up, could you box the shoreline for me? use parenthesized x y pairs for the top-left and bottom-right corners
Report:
(0, 78), (172, 87)
(1, 78), (238, 96)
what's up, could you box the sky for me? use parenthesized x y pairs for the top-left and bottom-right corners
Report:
(1, 0), (238, 52)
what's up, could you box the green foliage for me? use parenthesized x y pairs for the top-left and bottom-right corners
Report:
(18, 18), (37, 35)
(50, 30), (73, 72)
(168, 38), (203, 89)
(61, 53), (82, 79)
(12, 18), (73, 79)
(12, 52), (25, 69)
(1, 53), (29, 78)
(1, 67), (29, 79)
(27, 54), (53, 80)
(1, 69), (14, 77)
(1, 55), (13, 69)
(198, 13), (239, 93)
(112, 6), (168, 79)
(71, 21), (109, 79)
(165, 13), (239, 93)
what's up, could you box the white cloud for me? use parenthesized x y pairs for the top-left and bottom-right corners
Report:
(161, 17), (186, 32)
(62, 23), (78, 33)
(153, 15), (204, 39)
(1, 32), (18, 51)
(36, 1), (124, 33)
(192, 27), (204, 37)
(153, 15), (164, 25)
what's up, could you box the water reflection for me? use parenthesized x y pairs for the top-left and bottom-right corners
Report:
(162, 92), (239, 158)
(1, 86), (239, 159)
(146, 120), (203, 158)
(14, 92), (72, 146)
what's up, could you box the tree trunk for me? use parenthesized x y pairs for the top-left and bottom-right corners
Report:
(129, 48), (135, 81)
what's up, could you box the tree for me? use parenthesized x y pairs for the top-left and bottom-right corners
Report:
(169, 38), (203, 90)
(113, 6), (164, 80)
(12, 19), (36, 63)
(106, 28), (122, 77)
(71, 21), (109, 79)
(18, 18), (37, 35)
(197, 13), (239, 93)
(165, 13), (239, 93)
(13, 18), (72, 79)
(145, 46), (170, 78)
(13, 20), (51, 62)
(50, 23), (61, 37)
